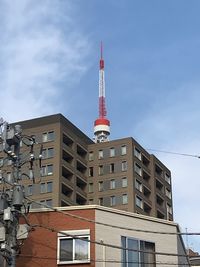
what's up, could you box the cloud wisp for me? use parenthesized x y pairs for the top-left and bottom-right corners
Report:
(0, 0), (90, 122)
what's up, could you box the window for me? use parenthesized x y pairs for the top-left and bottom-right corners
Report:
(42, 148), (54, 159)
(99, 198), (103, 205)
(47, 182), (53, 193)
(110, 163), (115, 173)
(41, 164), (53, 176)
(46, 199), (52, 207)
(0, 158), (3, 167)
(98, 150), (103, 159)
(135, 179), (142, 192)
(136, 196), (143, 209)
(134, 163), (142, 176)
(134, 147), (142, 160)
(110, 196), (116, 206)
(110, 147), (115, 157)
(57, 229), (90, 264)
(121, 236), (155, 267)
(122, 177), (127, 188)
(98, 181), (103, 192)
(122, 194), (128, 204)
(40, 183), (46, 193)
(27, 185), (33, 196)
(110, 179), (116, 189)
(121, 145), (127, 155)
(88, 152), (94, 161)
(42, 131), (55, 142)
(122, 161), (127, 172)
(88, 183), (93, 193)
(89, 167), (93, 177)
(99, 165), (103, 175)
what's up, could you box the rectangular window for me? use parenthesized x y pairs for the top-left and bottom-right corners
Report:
(41, 164), (53, 176)
(40, 183), (46, 193)
(42, 131), (55, 142)
(110, 147), (115, 157)
(99, 198), (103, 205)
(122, 177), (127, 188)
(136, 196), (143, 209)
(110, 179), (116, 189)
(88, 152), (94, 161)
(110, 196), (116, 206)
(135, 179), (142, 192)
(89, 167), (93, 177)
(88, 183), (93, 193)
(122, 194), (128, 204)
(122, 161), (127, 172)
(134, 147), (142, 160)
(134, 163), (142, 176)
(98, 181), (103, 192)
(57, 230), (90, 264)
(99, 165), (103, 175)
(121, 145), (127, 155)
(98, 150), (103, 159)
(47, 182), (53, 193)
(46, 199), (52, 207)
(42, 148), (54, 159)
(121, 236), (155, 267)
(110, 163), (115, 173)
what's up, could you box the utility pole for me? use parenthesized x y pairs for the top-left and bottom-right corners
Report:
(0, 118), (42, 266)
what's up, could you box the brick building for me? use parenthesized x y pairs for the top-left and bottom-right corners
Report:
(15, 205), (188, 267)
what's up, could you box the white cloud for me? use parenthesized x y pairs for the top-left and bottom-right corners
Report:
(0, 0), (90, 122)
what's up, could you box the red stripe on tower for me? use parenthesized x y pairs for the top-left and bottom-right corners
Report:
(94, 42), (110, 143)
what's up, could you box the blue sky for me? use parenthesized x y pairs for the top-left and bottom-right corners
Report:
(1, 0), (200, 252)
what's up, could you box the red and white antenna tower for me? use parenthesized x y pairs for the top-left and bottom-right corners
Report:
(94, 42), (110, 143)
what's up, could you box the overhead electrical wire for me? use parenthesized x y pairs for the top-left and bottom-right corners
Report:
(25, 196), (200, 236)
(147, 148), (200, 159)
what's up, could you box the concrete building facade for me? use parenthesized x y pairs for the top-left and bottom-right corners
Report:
(0, 114), (173, 220)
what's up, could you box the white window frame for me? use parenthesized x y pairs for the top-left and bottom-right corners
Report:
(121, 145), (127, 155)
(134, 162), (142, 176)
(122, 177), (127, 188)
(122, 161), (127, 172)
(110, 147), (115, 157)
(122, 194), (128, 204)
(98, 150), (103, 159)
(136, 196), (143, 209)
(110, 179), (116, 189)
(135, 179), (142, 192)
(57, 229), (90, 265)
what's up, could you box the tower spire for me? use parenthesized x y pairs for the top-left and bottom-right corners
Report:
(94, 43), (110, 143)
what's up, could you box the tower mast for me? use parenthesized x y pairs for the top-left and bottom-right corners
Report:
(94, 42), (110, 143)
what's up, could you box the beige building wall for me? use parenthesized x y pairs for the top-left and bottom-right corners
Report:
(95, 206), (188, 267)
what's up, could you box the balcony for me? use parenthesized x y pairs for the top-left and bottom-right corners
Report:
(76, 192), (87, 205)
(77, 144), (87, 160)
(62, 166), (73, 181)
(61, 183), (73, 198)
(63, 134), (73, 148)
(62, 150), (73, 164)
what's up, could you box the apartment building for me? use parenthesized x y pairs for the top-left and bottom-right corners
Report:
(88, 138), (173, 220)
(15, 205), (188, 267)
(0, 114), (93, 208)
(0, 114), (173, 220)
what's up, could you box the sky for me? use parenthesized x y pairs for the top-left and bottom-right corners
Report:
(1, 0), (200, 252)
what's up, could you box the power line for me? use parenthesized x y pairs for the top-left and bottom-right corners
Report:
(26, 196), (200, 237)
(17, 254), (193, 266)
(147, 148), (200, 159)
(33, 223), (190, 259)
